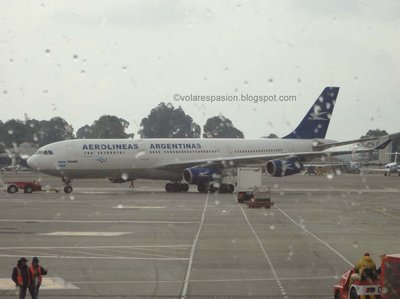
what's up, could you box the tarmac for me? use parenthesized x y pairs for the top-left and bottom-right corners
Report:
(0, 171), (399, 298)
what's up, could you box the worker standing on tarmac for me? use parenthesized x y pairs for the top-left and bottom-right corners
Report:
(355, 252), (377, 280)
(11, 257), (29, 299)
(28, 257), (47, 299)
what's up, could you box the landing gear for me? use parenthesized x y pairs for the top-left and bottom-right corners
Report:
(62, 177), (73, 193)
(64, 185), (73, 193)
(197, 183), (235, 193)
(165, 182), (189, 192)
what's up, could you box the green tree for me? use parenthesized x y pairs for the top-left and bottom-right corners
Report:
(139, 103), (201, 138)
(76, 125), (96, 139)
(35, 117), (74, 146)
(359, 129), (388, 148)
(203, 115), (244, 138)
(76, 115), (134, 139)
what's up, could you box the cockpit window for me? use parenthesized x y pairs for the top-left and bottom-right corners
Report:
(36, 150), (54, 155)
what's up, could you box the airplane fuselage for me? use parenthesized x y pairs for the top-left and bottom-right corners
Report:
(27, 138), (326, 181)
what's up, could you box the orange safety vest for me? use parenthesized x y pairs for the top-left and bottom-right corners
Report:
(29, 265), (42, 286)
(16, 268), (23, 286)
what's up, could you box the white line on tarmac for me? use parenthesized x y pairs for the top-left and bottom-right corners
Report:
(0, 245), (191, 250)
(39, 231), (132, 236)
(180, 192), (210, 298)
(272, 188), (400, 193)
(366, 207), (400, 220)
(0, 254), (188, 260)
(113, 205), (166, 209)
(0, 219), (199, 224)
(238, 203), (288, 298)
(276, 207), (353, 267)
(71, 275), (337, 285)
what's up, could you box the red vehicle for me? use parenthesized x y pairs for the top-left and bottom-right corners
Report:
(4, 181), (42, 193)
(334, 254), (400, 299)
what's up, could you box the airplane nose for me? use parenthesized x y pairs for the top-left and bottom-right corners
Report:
(27, 155), (38, 170)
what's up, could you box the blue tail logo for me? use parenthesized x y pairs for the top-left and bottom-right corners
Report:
(283, 87), (339, 139)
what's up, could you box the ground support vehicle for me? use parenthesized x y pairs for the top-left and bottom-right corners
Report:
(4, 181), (42, 193)
(246, 186), (273, 209)
(236, 167), (263, 203)
(333, 254), (400, 299)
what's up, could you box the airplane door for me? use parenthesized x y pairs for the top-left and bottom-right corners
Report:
(136, 141), (149, 161)
(66, 144), (78, 161)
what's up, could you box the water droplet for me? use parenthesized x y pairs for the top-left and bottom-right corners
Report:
(122, 66), (127, 71)
(8, 130), (14, 135)
(45, 49), (50, 55)
(73, 54), (78, 60)
(268, 78), (274, 83)
(121, 173), (129, 180)
(326, 173), (334, 179)
(117, 204), (123, 209)
(269, 225), (275, 230)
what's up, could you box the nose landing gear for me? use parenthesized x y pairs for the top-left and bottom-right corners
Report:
(62, 177), (73, 193)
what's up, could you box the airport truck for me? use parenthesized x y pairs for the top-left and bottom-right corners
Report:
(236, 167), (273, 208)
(4, 181), (42, 193)
(236, 167), (262, 203)
(333, 254), (400, 299)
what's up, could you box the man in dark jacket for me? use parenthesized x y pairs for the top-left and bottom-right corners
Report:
(11, 257), (29, 299)
(28, 257), (47, 299)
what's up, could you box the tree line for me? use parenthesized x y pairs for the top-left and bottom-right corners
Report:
(0, 103), (245, 151)
(0, 102), (390, 152)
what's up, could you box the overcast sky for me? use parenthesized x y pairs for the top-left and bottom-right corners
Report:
(1, 0), (399, 140)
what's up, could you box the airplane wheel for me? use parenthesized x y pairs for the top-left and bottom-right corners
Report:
(7, 185), (18, 194)
(226, 184), (234, 193)
(64, 186), (73, 193)
(181, 183), (189, 192)
(165, 183), (173, 192)
(209, 184), (217, 193)
(171, 183), (181, 192)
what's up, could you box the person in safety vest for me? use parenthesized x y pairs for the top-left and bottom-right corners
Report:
(11, 257), (29, 299)
(354, 252), (377, 280)
(28, 257), (47, 299)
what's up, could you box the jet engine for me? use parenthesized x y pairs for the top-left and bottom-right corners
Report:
(266, 158), (303, 177)
(183, 166), (220, 185)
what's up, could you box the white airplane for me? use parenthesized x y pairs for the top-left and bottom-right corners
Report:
(27, 87), (396, 193)
(384, 153), (400, 176)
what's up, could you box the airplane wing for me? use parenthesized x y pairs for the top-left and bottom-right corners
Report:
(151, 137), (393, 173)
(313, 132), (400, 151)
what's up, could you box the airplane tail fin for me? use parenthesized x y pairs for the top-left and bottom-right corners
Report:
(283, 87), (339, 139)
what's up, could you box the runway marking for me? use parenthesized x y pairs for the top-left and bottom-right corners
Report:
(359, 196), (387, 205)
(0, 254), (188, 261)
(238, 203), (287, 298)
(0, 277), (78, 290)
(71, 275), (338, 285)
(0, 245), (191, 261)
(39, 231), (132, 236)
(0, 245), (191, 250)
(0, 219), (199, 224)
(366, 207), (400, 220)
(180, 192), (210, 298)
(276, 207), (353, 267)
(272, 188), (400, 193)
(113, 205), (166, 209)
